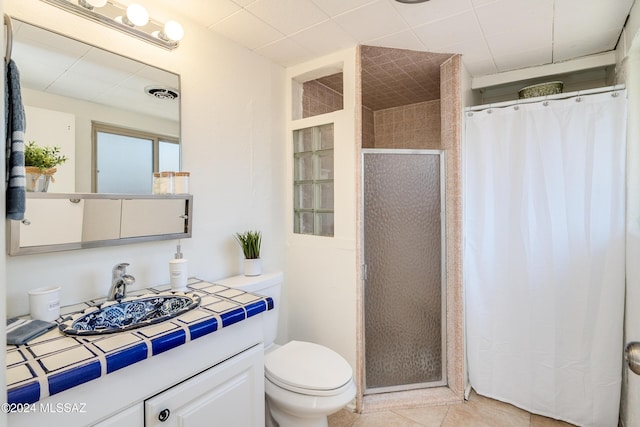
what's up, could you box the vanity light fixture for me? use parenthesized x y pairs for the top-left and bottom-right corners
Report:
(40, 0), (184, 50)
(394, 0), (431, 3)
(79, 0), (108, 9)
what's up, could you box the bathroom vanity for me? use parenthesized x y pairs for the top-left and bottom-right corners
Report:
(6, 279), (270, 426)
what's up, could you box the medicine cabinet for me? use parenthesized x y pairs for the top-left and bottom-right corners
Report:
(7, 193), (192, 255)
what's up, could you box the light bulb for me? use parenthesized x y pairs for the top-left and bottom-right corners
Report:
(126, 3), (149, 27)
(164, 21), (184, 42)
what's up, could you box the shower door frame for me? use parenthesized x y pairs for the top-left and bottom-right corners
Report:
(361, 148), (448, 395)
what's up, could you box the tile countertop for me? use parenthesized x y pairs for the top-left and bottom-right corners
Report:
(6, 278), (274, 405)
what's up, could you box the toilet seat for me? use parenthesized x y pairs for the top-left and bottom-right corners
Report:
(265, 340), (353, 397)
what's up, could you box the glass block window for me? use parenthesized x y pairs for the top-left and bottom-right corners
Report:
(293, 123), (334, 236)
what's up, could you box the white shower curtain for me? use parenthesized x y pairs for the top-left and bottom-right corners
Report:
(464, 91), (627, 427)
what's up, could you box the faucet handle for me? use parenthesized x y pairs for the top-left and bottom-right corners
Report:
(112, 262), (130, 276)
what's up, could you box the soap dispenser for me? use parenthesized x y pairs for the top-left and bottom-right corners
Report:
(169, 242), (188, 291)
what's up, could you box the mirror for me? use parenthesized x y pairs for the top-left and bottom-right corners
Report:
(12, 19), (181, 194)
(8, 193), (193, 255)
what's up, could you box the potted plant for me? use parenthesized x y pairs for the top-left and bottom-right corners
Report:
(234, 230), (262, 276)
(24, 141), (68, 192)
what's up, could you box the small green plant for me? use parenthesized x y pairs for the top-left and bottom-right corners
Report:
(234, 230), (261, 259)
(24, 141), (68, 171)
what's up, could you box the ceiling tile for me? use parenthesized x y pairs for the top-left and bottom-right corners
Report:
(210, 10), (285, 50)
(135, 65), (179, 88)
(554, 28), (621, 62)
(310, 0), (378, 17)
(474, 0), (553, 37)
(413, 10), (483, 50)
(554, 0), (633, 33)
(553, 0), (631, 54)
(333, 1), (407, 42)
(391, 0), (474, 28)
(246, 0), (329, 35)
(433, 38), (492, 64)
(462, 58), (498, 76)
(484, 27), (551, 58)
(493, 46), (551, 72)
(291, 20), (357, 56)
(16, 21), (91, 61)
(151, 0), (242, 28)
(367, 29), (427, 52)
(255, 38), (316, 67)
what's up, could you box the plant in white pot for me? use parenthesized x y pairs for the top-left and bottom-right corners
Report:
(234, 230), (262, 276)
(24, 141), (68, 192)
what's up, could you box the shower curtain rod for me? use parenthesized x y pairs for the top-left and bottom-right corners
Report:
(465, 84), (626, 113)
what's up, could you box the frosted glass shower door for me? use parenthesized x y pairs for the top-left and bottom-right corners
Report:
(363, 149), (446, 393)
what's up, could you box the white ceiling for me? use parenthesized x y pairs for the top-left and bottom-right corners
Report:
(152, 0), (635, 77)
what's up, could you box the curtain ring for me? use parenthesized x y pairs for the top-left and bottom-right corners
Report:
(543, 101), (549, 106)
(575, 96), (582, 102)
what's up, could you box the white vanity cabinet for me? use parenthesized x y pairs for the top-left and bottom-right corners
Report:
(9, 313), (265, 427)
(145, 344), (264, 427)
(92, 404), (143, 426)
(91, 344), (263, 427)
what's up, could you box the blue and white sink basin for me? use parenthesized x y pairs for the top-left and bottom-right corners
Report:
(59, 292), (201, 336)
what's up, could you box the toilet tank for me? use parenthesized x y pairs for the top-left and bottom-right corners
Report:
(213, 271), (282, 348)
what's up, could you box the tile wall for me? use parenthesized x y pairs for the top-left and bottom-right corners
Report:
(372, 100), (441, 149)
(302, 76), (344, 118)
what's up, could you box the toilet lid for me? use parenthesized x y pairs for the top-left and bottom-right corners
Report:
(265, 341), (352, 394)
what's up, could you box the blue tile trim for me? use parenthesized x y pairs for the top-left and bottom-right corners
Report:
(48, 361), (101, 397)
(151, 330), (186, 355)
(245, 300), (267, 318)
(220, 308), (246, 327)
(188, 318), (218, 340)
(266, 297), (274, 310)
(106, 343), (148, 374)
(7, 381), (40, 404)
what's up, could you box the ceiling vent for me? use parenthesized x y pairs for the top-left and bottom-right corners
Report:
(144, 86), (179, 100)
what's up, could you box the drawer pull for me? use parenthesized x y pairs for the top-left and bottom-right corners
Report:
(158, 408), (171, 422)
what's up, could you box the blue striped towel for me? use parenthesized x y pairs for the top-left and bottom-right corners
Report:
(5, 59), (26, 221)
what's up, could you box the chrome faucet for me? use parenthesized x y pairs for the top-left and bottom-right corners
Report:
(108, 263), (135, 301)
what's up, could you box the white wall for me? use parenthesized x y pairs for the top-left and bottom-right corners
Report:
(23, 105), (75, 192)
(4, 0), (286, 324)
(284, 50), (358, 370)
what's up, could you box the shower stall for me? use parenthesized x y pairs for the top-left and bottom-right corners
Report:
(285, 44), (464, 413)
(362, 149), (446, 393)
(356, 46), (464, 410)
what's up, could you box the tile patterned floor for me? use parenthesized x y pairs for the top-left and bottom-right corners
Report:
(328, 392), (577, 427)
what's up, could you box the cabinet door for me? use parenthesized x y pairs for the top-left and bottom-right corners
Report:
(92, 403), (143, 426)
(120, 199), (186, 238)
(20, 198), (85, 247)
(145, 345), (264, 427)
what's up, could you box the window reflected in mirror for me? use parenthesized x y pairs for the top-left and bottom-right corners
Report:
(93, 123), (179, 194)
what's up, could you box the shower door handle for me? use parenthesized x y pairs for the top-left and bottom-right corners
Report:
(625, 342), (640, 375)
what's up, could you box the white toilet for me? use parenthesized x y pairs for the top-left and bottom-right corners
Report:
(214, 272), (356, 427)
